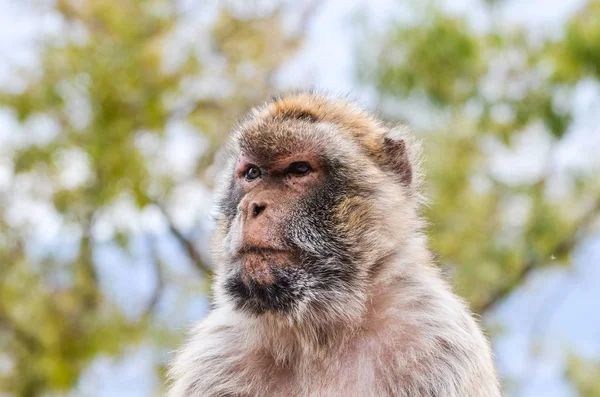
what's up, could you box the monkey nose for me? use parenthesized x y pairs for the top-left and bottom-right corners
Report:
(251, 202), (267, 218)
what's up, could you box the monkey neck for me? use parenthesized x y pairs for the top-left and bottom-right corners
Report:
(252, 236), (436, 366)
(255, 304), (364, 368)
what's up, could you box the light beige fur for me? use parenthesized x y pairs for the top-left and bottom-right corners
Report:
(167, 93), (501, 397)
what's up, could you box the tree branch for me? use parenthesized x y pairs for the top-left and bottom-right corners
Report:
(140, 234), (166, 319)
(0, 308), (43, 353)
(477, 195), (600, 315)
(154, 202), (213, 277)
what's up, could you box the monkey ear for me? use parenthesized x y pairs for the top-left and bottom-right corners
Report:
(383, 137), (412, 186)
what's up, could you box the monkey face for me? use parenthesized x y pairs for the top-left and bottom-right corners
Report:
(212, 95), (415, 319)
(214, 125), (370, 317)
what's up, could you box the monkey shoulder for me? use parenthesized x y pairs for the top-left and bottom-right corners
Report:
(366, 278), (501, 397)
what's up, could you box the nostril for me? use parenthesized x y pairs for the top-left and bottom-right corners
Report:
(252, 203), (266, 218)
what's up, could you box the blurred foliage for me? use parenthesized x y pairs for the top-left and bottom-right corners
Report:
(0, 0), (599, 396)
(568, 356), (600, 397)
(377, 12), (484, 105)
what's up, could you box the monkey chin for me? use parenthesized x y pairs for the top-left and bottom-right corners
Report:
(224, 253), (306, 316)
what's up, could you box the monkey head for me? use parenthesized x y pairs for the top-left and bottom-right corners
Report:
(211, 94), (422, 321)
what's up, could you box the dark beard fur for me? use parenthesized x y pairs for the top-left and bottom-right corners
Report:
(224, 266), (309, 315)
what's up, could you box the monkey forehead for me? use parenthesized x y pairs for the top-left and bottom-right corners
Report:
(235, 119), (328, 164)
(235, 93), (390, 160)
(235, 151), (322, 175)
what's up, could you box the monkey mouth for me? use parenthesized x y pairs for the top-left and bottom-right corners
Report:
(237, 246), (289, 255)
(226, 245), (307, 315)
(237, 247), (295, 285)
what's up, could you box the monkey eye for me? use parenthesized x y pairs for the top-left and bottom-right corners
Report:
(244, 166), (261, 181)
(287, 161), (312, 176)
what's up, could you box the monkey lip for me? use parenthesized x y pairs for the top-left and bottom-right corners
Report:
(237, 246), (291, 256)
(237, 247), (295, 285)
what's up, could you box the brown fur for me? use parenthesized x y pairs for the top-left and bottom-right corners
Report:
(167, 93), (501, 397)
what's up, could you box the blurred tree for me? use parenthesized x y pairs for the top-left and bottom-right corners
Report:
(362, 0), (600, 394)
(1, 0), (599, 395)
(0, 0), (318, 395)
(568, 356), (600, 397)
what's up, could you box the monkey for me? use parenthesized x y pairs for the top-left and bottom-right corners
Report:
(166, 93), (501, 397)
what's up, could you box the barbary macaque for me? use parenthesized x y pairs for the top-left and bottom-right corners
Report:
(167, 93), (501, 397)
